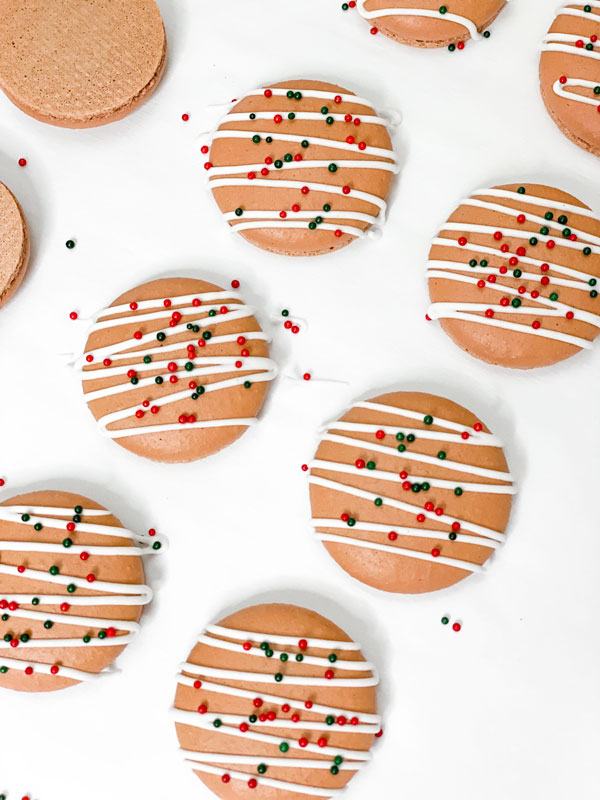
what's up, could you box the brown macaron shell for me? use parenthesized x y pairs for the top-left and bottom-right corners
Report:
(309, 392), (513, 594)
(540, 4), (600, 156)
(0, 181), (29, 308)
(427, 183), (600, 369)
(0, 0), (166, 128)
(357, 0), (507, 47)
(174, 603), (378, 800)
(81, 277), (274, 463)
(207, 80), (396, 257)
(0, 490), (146, 692)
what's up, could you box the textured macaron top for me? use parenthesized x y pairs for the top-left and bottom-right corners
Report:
(0, 0), (166, 127)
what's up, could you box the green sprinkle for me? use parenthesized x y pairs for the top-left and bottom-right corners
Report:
(244, 381), (252, 389)
(252, 134), (261, 144)
(334, 756), (343, 765)
(62, 538), (72, 548)
(301, 139), (309, 147)
(284, 153), (293, 162)
(21, 514), (30, 522)
(449, 532), (457, 541)
(396, 432), (405, 441)
(98, 630), (106, 639)
(20, 633), (30, 643)
(274, 160), (283, 169)
(558, 215), (568, 225)
(308, 221), (317, 230)
(0, 666), (8, 673)
(143, 355), (152, 363)
(258, 764), (267, 774)
(280, 653), (288, 662)
(583, 247), (592, 256)
(203, 331), (212, 340)
(407, 433), (415, 443)
(323, 203), (331, 212)
(157, 331), (166, 342)
(347, 517), (356, 527)
(235, 207), (243, 216)
(213, 718), (222, 728)
(374, 497), (383, 507)
(480, 259), (488, 267)
(49, 565), (59, 575)
(321, 106), (329, 115)
(249, 714), (257, 723)
(66, 239), (76, 249)
(397, 444), (406, 453)
(441, 616), (449, 625)
(32, 597), (40, 606)
(545, 212), (553, 220)
(540, 227), (549, 235)
(34, 523), (43, 531)
(517, 187), (526, 194)
(287, 90), (294, 99)
(326, 116), (334, 125)
(67, 584), (76, 593)
(279, 742), (289, 753)
(550, 292), (558, 302)
(512, 298), (522, 308)
(529, 237), (538, 246)
(366, 461), (376, 470)
(328, 653), (337, 663)
(152, 541), (162, 550)
(44, 620), (53, 629)
(328, 163), (337, 173)
(513, 269), (522, 278)
(437, 451), (446, 460)
(155, 376), (163, 385)
(83, 635), (91, 643)
(326, 715), (335, 725)
(265, 648), (273, 658)
(331, 766), (339, 775)
(295, 653), (304, 662)
(295, 92), (302, 101)
(448, 43), (456, 51)
(424, 415), (433, 425)
(454, 487), (463, 496)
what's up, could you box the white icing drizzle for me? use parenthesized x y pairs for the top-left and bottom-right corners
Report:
(541, 3), (600, 107)
(174, 623), (379, 792)
(0, 505), (163, 681)
(206, 85), (398, 239)
(356, 0), (487, 40)
(310, 400), (513, 572)
(427, 188), (600, 348)
(74, 290), (277, 440)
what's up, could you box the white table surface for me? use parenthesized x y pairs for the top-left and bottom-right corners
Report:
(0, 1), (598, 798)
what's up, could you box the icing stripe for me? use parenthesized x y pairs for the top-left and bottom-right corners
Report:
(205, 624), (362, 650)
(179, 660), (378, 688)
(182, 761), (344, 796)
(211, 129), (396, 160)
(181, 751), (364, 770)
(173, 708), (373, 760)
(312, 517), (502, 548)
(310, 474), (505, 541)
(553, 77), (600, 107)
(318, 533), (484, 572)
(176, 673), (381, 723)
(310, 458), (516, 495)
(208, 159), (398, 176)
(320, 431), (512, 481)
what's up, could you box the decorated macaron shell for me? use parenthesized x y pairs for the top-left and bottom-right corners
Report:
(0, 0), (166, 128)
(173, 603), (380, 798)
(75, 277), (277, 463)
(0, 489), (164, 692)
(346, 0), (510, 49)
(0, 181), (29, 308)
(540, 2), (600, 156)
(203, 79), (399, 256)
(426, 183), (600, 369)
(308, 392), (515, 594)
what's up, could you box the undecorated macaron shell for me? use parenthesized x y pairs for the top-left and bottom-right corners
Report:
(0, 0), (167, 128)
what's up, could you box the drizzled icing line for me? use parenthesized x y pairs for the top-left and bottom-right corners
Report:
(427, 188), (600, 347)
(174, 623), (378, 791)
(310, 400), (512, 571)
(541, 3), (600, 106)
(74, 290), (277, 439)
(0, 505), (163, 680)
(205, 85), (397, 239)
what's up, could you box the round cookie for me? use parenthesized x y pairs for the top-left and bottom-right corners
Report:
(0, 0), (166, 128)
(0, 489), (164, 692)
(540, 2), (600, 156)
(173, 603), (380, 799)
(308, 392), (514, 594)
(351, 1), (509, 48)
(0, 181), (29, 308)
(426, 183), (600, 369)
(204, 80), (398, 257)
(76, 277), (277, 463)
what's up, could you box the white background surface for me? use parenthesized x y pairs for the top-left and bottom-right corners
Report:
(0, 0), (599, 798)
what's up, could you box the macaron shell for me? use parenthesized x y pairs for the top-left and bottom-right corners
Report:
(174, 603), (377, 800)
(309, 392), (512, 594)
(359, 0), (507, 47)
(540, 6), (600, 156)
(0, 0), (166, 128)
(208, 80), (395, 257)
(427, 183), (600, 369)
(0, 181), (29, 308)
(81, 277), (273, 463)
(0, 490), (145, 692)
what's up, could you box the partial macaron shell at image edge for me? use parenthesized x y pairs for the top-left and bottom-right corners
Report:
(426, 183), (600, 369)
(0, 181), (29, 308)
(346, 0), (511, 49)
